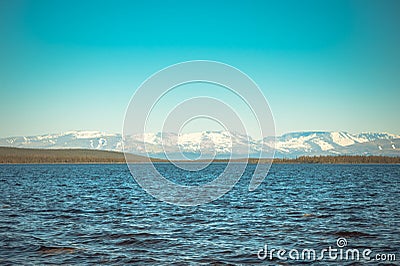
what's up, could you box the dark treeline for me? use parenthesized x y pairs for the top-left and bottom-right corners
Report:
(0, 147), (399, 164)
(272, 155), (400, 164)
(0, 147), (157, 164)
(231, 156), (400, 164)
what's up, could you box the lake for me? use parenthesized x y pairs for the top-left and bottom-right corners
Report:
(0, 164), (399, 265)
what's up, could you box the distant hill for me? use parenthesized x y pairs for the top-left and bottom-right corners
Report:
(0, 130), (399, 158)
(0, 147), (152, 164)
(0, 147), (399, 164)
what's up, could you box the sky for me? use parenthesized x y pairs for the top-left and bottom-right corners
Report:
(0, 0), (399, 138)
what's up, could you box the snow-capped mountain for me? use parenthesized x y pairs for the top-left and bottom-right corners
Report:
(0, 130), (399, 158)
(122, 131), (270, 159)
(0, 131), (123, 151)
(271, 131), (400, 157)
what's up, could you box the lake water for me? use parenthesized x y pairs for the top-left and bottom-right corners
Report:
(0, 164), (399, 265)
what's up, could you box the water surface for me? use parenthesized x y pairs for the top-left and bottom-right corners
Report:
(0, 164), (399, 264)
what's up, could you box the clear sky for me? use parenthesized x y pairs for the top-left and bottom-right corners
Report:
(1, 0), (399, 137)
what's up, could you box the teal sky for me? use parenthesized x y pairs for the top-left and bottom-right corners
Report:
(0, 0), (399, 137)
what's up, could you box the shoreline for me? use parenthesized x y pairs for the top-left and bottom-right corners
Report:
(1, 162), (399, 165)
(1, 147), (399, 165)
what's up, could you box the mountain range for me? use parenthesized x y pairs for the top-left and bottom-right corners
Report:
(0, 130), (399, 158)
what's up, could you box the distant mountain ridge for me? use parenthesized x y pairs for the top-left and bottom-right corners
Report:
(1, 130), (399, 158)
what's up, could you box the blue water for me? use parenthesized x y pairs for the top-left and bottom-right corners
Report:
(0, 164), (399, 265)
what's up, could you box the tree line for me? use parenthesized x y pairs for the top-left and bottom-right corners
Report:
(1, 147), (399, 164)
(271, 155), (400, 164)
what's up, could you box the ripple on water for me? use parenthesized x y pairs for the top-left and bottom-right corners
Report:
(0, 164), (398, 264)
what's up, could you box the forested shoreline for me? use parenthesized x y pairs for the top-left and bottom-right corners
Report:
(0, 147), (399, 164)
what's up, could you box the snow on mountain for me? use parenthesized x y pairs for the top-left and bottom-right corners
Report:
(0, 130), (399, 158)
(0, 131), (123, 150)
(329, 131), (399, 146)
(123, 131), (259, 159)
(331, 132), (358, 146)
(272, 131), (400, 157)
